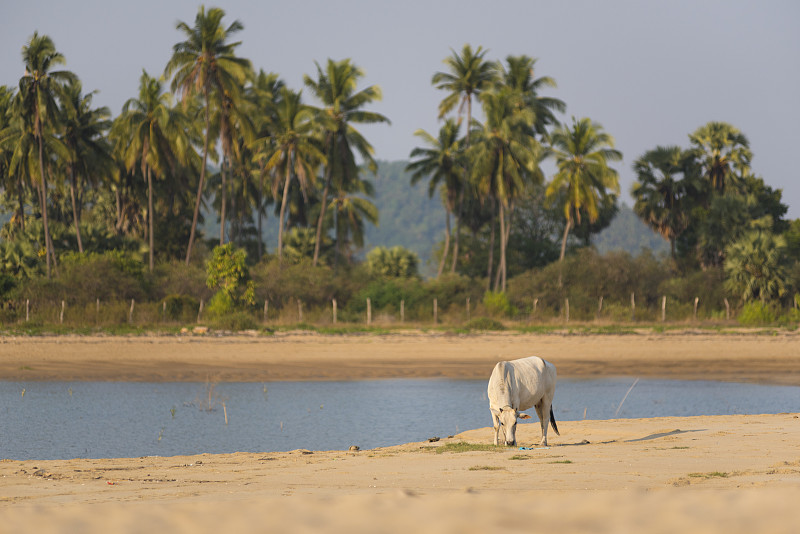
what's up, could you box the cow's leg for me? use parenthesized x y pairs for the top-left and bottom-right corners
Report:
(492, 411), (500, 446)
(539, 398), (553, 447)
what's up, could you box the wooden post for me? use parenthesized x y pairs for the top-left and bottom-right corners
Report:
(533, 298), (538, 315)
(129, 299), (135, 324)
(466, 297), (471, 322)
(60, 300), (65, 324)
(565, 298), (570, 323)
(724, 298), (730, 320)
(661, 296), (667, 322)
(366, 298), (371, 326)
(598, 296), (604, 315)
(162, 300), (167, 321)
(631, 292), (636, 321)
(693, 297), (699, 320)
(96, 298), (100, 320)
(26, 299), (29, 322)
(332, 299), (337, 324)
(433, 298), (438, 325)
(197, 299), (204, 322)
(297, 299), (303, 322)
(264, 300), (269, 321)
(400, 300), (405, 323)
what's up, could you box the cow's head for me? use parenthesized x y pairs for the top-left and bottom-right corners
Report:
(497, 406), (531, 446)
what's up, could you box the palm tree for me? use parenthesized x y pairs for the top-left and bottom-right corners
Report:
(60, 80), (112, 254)
(114, 70), (194, 271)
(688, 121), (751, 193)
(432, 44), (497, 272)
(546, 118), (622, 271)
(499, 55), (565, 137)
(17, 32), (77, 277)
(253, 87), (323, 262)
(303, 58), (389, 267)
(471, 88), (544, 292)
(407, 119), (464, 277)
(330, 178), (379, 266)
(632, 146), (691, 259)
(724, 230), (788, 303)
(165, 5), (252, 265)
(0, 86), (27, 232)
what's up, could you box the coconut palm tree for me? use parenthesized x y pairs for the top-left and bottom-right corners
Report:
(632, 145), (691, 259)
(688, 121), (751, 194)
(407, 119), (464, 278)
(165, 5), (252, 265)
(114, 70), (194, 271)
(498, 55), (565, 137)
(471, 88), (544, 292)
(253, 87), (323, 262)
(60, 80), (112, 254)
(17, 32), (77, 277)
(303, 58), (389, 266)
(329, 178), (379, 266)
(432, 44), (497, 272)
(546, 118), (622, 270)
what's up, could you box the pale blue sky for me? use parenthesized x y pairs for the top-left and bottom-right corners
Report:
(3, 0), (799, 217)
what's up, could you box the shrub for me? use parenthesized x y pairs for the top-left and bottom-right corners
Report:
(464, 317), (505, 331)
(483, 291), (513, 318)
(210, 311), (259, 331)
(205, 291), (235, 319)
(161, 294), (200, 322)
(737, 301), (777, 325)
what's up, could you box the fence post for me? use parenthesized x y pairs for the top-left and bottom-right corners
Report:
(598, 296), (604, 316)
(565, 298), (570, 323)
(400, 299), (405, 323)
(197, 299), (204, 322)
(366, 298), (371, 326)
(26, 299), (30, 322)
(332, 299), (337, 324)
(631, 292), (636, 321)
(96, 298), (100, 323)
(129, 299), (135, 324)
(693, 297), (699, 321)
(162, 300), (166, 322)
(297, 299), (303, 322)
(264, 300), (269, 321)
(60, 300), (65, 324)
(661, 296), (667, 322)
(724, 298), (730, 320)
(433, 298), (438, 325)
(533, 298), (539, 315)
(466, 297), (471, 322)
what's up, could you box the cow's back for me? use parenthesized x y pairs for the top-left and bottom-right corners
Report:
(503, 356), (556, 412)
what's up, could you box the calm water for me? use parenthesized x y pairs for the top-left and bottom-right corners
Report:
(2, 378), (798, 461)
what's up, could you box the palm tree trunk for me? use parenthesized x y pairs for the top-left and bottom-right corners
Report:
(147, 164), (154, 272)
(486, 197), (496, 290)
(69, 166), (84, 254)
(37, 135), (53, 278)
(437, 210), (451, 278)
(494, 203), (506, 292)
(185, 91), (211, 265)
(450, 189), (464, 273)
(313, 148), (334, 267)
(257, 165), (265, 259)
(558, 218), (572, 288)
(277, 157), (293, 264)
(220, 157), (227, 246)
(17, 174), (25, 232)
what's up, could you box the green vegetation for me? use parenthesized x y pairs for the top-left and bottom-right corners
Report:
(0, 9), (798, 331)
(433, 442), (503, 454)
(688, 471), (729, 479)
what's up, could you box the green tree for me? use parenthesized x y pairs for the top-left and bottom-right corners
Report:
(407, 119), (464, 277)
(254, 87), (323, 262)
(165, 5), (252, 265)
(498, 55), (565, 137)
(114, 71), (194, 272)
(632, 146), (691, 259)
(689, 121), (751, 193)
(432, 44), (497, 272)
(17, 32), (77, 277)
(366, 246), (419, 278)
(206, 242), (255, 309)
(303, 58), (389, 266)
(546, 117), (622, 273)
(724, 230), (788, 303)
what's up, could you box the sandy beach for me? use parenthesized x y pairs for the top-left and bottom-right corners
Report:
(1, 331), (799, 532)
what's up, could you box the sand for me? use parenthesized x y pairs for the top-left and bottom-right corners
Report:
(1, 331), (799, 532)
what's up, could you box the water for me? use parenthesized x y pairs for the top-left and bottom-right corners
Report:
(1, 378), (798, 461)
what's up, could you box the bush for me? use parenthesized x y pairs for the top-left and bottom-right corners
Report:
(205, 291), (235, 319)
(161, 294), (200, 322)
(483, 291), (513, 318)
(737, 301), (777, 325)
(464, 317), (505, 331)
(209, 311), (259, 331)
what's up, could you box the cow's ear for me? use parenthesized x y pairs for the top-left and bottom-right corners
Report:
(518, 413), (532, 420)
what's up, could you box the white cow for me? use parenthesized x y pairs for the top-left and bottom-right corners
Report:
(487, 356), (559, 446)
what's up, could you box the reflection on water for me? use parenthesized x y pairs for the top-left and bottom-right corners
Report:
(1, 378), (797, 461)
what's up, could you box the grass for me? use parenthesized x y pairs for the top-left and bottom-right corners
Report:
(433, 442), (504, 454)
(469, 465), (504, 471)
(509, 455), (531, 461)
(548, 460), (573, 464)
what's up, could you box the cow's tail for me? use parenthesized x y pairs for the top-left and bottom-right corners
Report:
(550, 406), (560, 436)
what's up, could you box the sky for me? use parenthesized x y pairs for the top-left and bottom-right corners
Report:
(3, 0), (799, 217)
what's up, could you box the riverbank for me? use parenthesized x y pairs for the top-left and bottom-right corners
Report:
(2, 413), (799, 532)
(1, 329), (799, 384)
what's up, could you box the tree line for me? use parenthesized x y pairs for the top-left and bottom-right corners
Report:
(1, 5), (798, 326)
